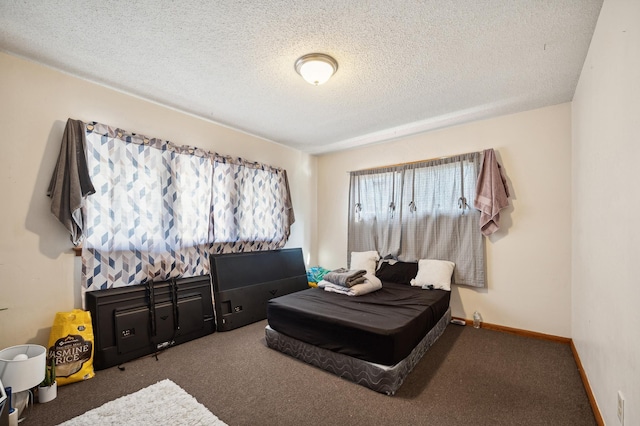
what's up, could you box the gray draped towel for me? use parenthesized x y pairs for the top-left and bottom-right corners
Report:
(47, 118), (95, 245)
(474, 148), (510, 236)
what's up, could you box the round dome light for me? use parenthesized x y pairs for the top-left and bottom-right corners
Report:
(294, 53), (338, 86)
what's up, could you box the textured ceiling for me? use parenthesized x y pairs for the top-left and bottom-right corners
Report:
(0, 1), (602, 154)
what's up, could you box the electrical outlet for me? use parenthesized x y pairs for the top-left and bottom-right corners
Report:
(617, 391), (624, 425)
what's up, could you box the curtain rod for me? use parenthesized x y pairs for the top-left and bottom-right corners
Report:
(347, 150), (483, 174)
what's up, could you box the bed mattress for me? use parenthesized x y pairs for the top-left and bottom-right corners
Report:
(266, 282), (450, 366)
(265, 307), (451, 395)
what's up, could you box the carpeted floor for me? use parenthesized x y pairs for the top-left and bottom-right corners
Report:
(22, 320), (596, 426)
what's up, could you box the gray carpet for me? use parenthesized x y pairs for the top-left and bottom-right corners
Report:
(23, 320), (596, 425)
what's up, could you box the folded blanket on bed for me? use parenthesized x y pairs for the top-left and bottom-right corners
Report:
(323, 268), (367, 287)
(318, 274), (382, 296)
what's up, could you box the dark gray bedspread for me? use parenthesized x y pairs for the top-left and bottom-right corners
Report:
(267, 282), (450, 365)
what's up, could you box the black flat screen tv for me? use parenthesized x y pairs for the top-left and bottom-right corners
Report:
(210, 248), (308, 331)
(85, 275), (215, 370)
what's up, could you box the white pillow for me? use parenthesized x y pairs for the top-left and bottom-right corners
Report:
(410, 259), (455, 291)
(350, 251), (380, 275)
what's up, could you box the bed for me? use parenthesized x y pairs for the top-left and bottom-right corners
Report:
(265, 259), (452, 395)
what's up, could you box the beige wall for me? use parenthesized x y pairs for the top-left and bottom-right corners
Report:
(0, 52), (317, 348)
(317, 103), (572, 337)
(572, 0), (640, 424)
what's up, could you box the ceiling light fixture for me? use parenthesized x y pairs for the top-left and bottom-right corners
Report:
(295, 53), (338, 86)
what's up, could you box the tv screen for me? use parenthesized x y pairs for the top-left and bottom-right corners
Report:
(210, 248), (308, 331)
(86, 275), (215, 370)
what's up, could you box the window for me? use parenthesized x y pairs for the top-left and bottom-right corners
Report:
(209, 158), (294, 255)
(61, 120), (295, 293)
(348, 153), (485, 287)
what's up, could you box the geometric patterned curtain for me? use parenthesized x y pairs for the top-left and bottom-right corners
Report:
(210, 155), (294, 254)
(82, 121), (213, 293)
(348, 152), (485, 288)
(76, 120), (295, 296)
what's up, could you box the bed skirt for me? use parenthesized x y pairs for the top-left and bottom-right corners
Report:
(265, 307), (451, 395)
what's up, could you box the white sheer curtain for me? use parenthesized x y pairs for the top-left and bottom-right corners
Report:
(348, 167), (403, 257)
(348, 153), (485, 287)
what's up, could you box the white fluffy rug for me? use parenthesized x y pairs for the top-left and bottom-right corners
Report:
(58, 379), (227, 425)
